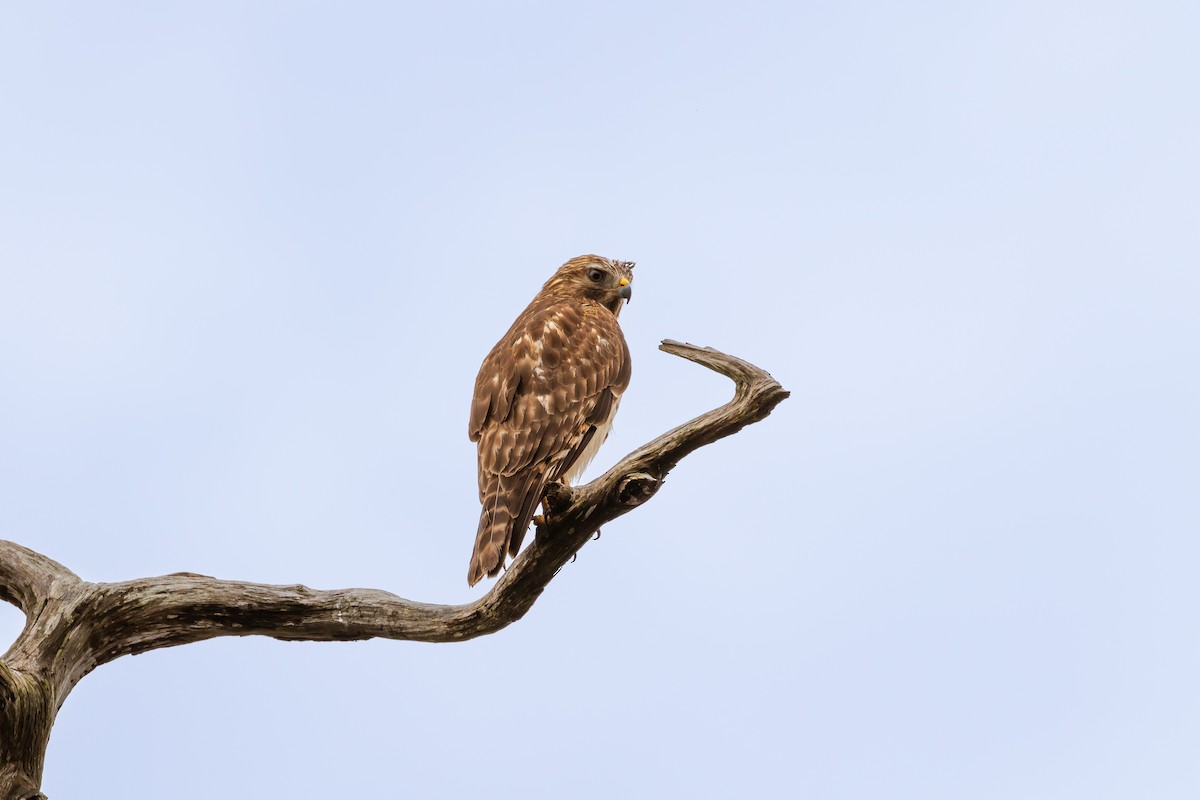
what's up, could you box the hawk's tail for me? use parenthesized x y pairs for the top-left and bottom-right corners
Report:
(468, 471), (545, 587)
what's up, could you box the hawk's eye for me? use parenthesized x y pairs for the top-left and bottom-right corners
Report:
(586, 268), (604, 283)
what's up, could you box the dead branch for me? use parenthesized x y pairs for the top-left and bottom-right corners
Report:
(0, 340), (788, 799)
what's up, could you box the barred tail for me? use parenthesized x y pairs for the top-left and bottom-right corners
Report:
(468, 471), (545, 587)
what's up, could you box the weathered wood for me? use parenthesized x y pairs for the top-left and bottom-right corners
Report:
(0, 663), (53, 800)
(0, 341), (788, 799)
(0, 546), (81, 800)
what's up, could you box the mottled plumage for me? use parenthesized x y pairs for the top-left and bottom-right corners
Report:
(468, 255), (634, 586)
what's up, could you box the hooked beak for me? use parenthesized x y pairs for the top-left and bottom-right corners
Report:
(618, 276), (632, 302)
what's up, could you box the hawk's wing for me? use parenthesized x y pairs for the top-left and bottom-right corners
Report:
(467, 299), (630, 586)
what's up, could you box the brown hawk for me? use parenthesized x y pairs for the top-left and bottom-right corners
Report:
(467, 255), (634, 586)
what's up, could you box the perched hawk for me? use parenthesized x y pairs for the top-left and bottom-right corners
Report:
(467, 255), (634, 586)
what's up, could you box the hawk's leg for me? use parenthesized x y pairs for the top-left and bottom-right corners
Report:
(534, 482), (574, 535)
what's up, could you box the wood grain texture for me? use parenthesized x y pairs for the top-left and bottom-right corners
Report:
(0, 340), (788, 799)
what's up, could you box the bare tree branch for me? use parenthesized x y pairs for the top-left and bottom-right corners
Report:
(0, 341), (788, 799)
(0, 544), (78, 617)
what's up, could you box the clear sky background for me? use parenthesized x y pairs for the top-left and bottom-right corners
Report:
(1, 2), (1197, 798)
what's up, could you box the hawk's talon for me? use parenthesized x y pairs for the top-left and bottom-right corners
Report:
(570, 553), (577, 563)
(593, 530), (601, 541)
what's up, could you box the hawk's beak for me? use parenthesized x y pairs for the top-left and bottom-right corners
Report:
(618, 277), (632, 302)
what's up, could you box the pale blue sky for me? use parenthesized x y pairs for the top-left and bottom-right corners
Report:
(2, 2), (1198, 797)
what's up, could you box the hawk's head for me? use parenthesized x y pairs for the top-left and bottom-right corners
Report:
(544, 254), (635, 316)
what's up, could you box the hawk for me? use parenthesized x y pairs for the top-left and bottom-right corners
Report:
(467, 255), (634, 586)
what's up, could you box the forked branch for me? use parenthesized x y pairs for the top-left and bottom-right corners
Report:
(0, 340), (788, 799)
